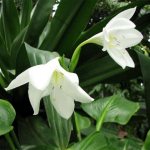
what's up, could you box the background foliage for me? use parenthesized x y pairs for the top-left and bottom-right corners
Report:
(0, 0), (150, 149)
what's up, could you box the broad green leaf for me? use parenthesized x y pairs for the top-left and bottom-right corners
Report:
(0, 99), (16, 136)
(40, 0), (84, 50)
(142, 130), (150, 150)
(136, 51), (150, 125)
(24, 43), (71, 149)
(25, 0), (56, 47)
(74, 112), (91, 131)
(22, 145), (58, 150)
(74, 112), (91, 141)
(2, 0), (20, 51)
(77, 52), (139, 87)
(18, 116), (58, 149)
(20, 0), (32, 29)
(57, 0), (99, 56)
(25, 43), (59, 64)
(68, 132), (142, 150)
(82, 94), (139, 128)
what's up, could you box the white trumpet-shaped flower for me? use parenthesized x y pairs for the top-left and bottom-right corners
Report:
(5, 57), (94, 119)
(86, 7), (143, 69)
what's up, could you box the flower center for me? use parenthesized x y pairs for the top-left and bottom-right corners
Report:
(108, 33), (120, 49)
(52, 70), (64, 88)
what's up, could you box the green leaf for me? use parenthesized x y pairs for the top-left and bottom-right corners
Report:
(40, 0), (84, 50)
(142, 130), (150, 150)
(57, 0), (99, 56)
(82, 94), (139, 130)
(68, 132), (142, 150)
(20, 0), (32, 29)
(74, 112), (91, 131)
(2, 0), (20, 51)
(11, 27), (28, 67)
(0, 99), (16, 136)
(25, 0), (56, 47)
(136, 52), (150, 126)
(24, 43), (71, 149)
(74, 112), (91, 141)
(25, 43), (59, 65)
(18, 116), (58, 149)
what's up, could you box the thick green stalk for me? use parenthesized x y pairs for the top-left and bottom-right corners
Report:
(10, 130), (22, 150)
(74, 112), (81, 141)
(4, 133), (16, 150)
(69, 40), (89, 72)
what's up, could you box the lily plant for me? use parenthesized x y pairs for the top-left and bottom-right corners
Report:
(70, 7), (143, 71)
(5, 57), (94, 119)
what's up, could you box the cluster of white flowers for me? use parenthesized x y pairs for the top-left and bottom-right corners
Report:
(5, 8), (143, 119)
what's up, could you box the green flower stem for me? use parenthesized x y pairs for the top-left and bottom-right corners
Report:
(74, 112), (81, 141)
(4, 133), (16, 150)
(69, 40), (89, 72)
(10, 130), (22, 150)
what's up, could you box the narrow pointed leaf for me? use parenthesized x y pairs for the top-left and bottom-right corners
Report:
(57, 0), (99, 56)
(136, 52), (150, 126)
(25, 0), (56, 47)
(2, 0), (20, 51)
(20, 0), (32, 29)
(40, 0), (84, 50)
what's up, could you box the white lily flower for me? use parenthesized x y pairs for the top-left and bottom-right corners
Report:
(5, 57), (94, 119)
(85, 7), (143, 69)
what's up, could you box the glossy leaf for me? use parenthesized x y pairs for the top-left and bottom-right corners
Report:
(74, 112), (91, 131)
(142, 130), (150, 150)
(18, 116), (57, 149)
(57, 0), (99, 56)
(0, 99), (16, 136)
(25, 0), (56, 47)
(40, 0), (84, 50)
(136, 51), (150, 125)
(2, 0), (20, 51)
(68, 132), (142, 150)
(20, 0), (32, 29)
(11, 27), (28, 67)
(82, 94), (139, 126)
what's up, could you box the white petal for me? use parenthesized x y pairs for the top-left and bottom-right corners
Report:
(28, 83), (43, 115)
(29, 63), (54, 91)
(50, 86), (75, 119)
(106, 18), (135, 31)
(5, 69), (30, 91)
(56, 61), (79, 85)
(107, 48), (135, 69)
(112, 28), (143, 48)
(86, 32), (103, 46)
(61, 74), (94, 103)
(49, 58), (94, 103)
(113, 7), (136, 20)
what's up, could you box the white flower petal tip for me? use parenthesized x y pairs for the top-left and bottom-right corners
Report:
(86, 8), (143, 69)
(115, 7), (136, 20)
(6, 57), (93, 119)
